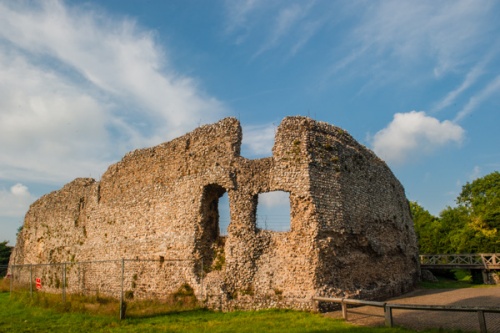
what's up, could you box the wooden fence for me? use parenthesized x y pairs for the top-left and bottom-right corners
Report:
(313, 297), (500, 333)
(420, 253), (500, 270)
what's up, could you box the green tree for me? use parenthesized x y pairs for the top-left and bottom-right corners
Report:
(450, 171), (500, 252)
(439, 205), (469, 253)
(0, 241), (13, 276)
(411, 171), (500, 254)
(410, 201), (441, 254)
(457, 171), (500, 231)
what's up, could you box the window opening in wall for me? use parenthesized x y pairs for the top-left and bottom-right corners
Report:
(198, 184), (229, 274)
(218, 192), (230, 236)
(200, 184), (227, 240)
(256, 191), (291, 232)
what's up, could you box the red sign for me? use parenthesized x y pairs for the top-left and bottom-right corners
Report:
(35, 277), (42, 290)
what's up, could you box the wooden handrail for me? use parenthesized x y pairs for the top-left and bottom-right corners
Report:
(420, 253), (500, 269)
(313, 296), (500, 332)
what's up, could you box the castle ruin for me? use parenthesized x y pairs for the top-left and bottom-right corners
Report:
(10, 116), (420, 311)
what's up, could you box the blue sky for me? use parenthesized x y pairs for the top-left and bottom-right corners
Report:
(1, 0), (499, 245)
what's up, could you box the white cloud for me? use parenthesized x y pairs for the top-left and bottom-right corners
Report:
(0, 0), (226, 184)
(0, 184), (36, 217)
(241, 123), (276, 157)
(371, 111), (465, 164)
(0, 1), (225, 135)
(10, 184), (30, 197)
(0, 49), (110, 183)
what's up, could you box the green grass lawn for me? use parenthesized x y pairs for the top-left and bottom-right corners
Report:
(0, 292), (461, 333)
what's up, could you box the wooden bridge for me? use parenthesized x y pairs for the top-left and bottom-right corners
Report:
(420, 253), (500, 270)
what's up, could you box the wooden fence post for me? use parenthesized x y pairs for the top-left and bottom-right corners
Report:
(62, 263), (66, 304)
(341, 298), (348, 320)
(384, 304), (393, 327)
(9, 265), (13, 298)
(29, 264), (33, 298)
(120, 258), (126, 320)
(478, 310), (487, 333)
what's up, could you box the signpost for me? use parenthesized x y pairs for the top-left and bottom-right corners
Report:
(35, 277), (41, 290)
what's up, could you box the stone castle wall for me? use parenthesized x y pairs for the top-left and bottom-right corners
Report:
(10, 116), (419, 311)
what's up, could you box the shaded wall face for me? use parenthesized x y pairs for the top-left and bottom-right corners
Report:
(305, 122), (419, 299)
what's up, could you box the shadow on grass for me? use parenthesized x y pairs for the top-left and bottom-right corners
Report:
(419, 269), (495, 289)
(124, 298), (205, 319)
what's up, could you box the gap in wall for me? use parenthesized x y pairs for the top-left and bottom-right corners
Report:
(218, 192), (230, 236)
(256, 191), (291, 232)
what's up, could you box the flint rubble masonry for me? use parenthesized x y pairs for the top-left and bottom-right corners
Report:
(9, 116), (420, 311)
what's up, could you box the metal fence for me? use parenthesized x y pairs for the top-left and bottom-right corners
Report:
(4, 259), (202, 319)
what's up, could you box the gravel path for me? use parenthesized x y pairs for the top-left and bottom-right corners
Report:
(325, 286), (500, 332)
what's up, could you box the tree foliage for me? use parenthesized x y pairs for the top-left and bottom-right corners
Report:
(457, 171), (500, 230)
(410, 201), (442, 254)
(0, 241), (13, 276)
(411, 171), (500, 254)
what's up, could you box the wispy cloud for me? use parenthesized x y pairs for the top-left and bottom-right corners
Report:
(289, 20), (322, 56)
(224, 0), (264, 33)
(0, 0), (226, 183)
(371, 111), (465, 165)
(468, 166), (482, 181)
(433, 60), (487, 113)
(253, 4), (306, 57)
(328, 1), (497, 82)
(224, 0), (322, 58)
(223, 1), (498, 90)
(454, 75), (500, 122)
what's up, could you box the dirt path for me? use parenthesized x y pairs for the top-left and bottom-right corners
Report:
(325, 286), (500, 332)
